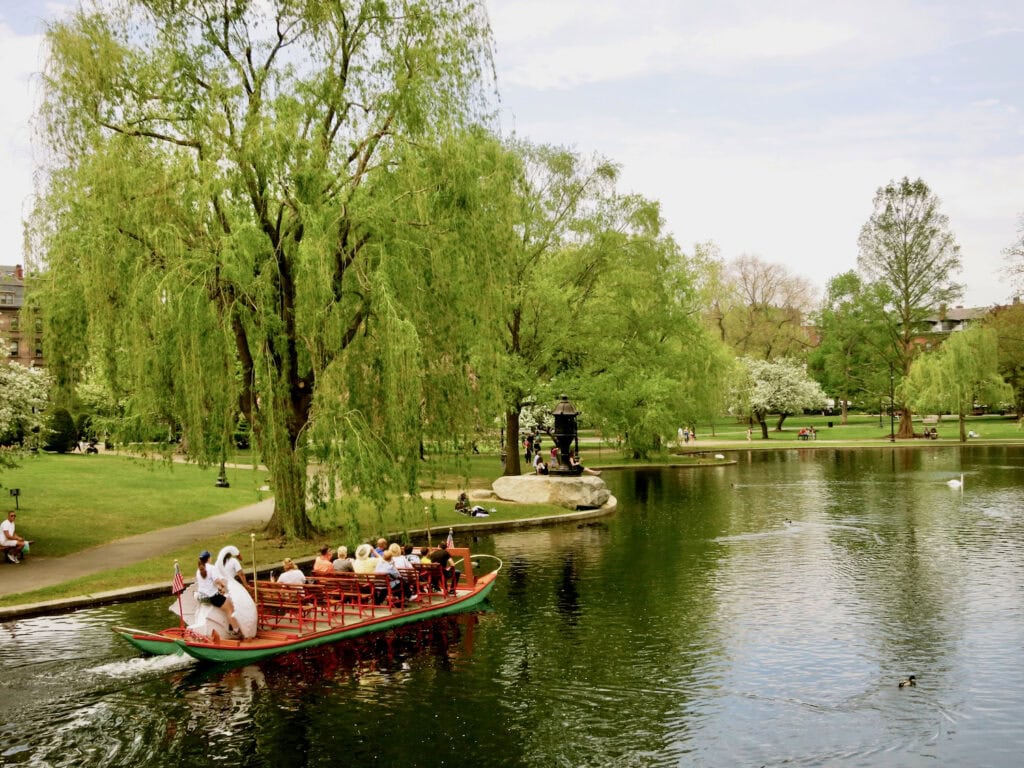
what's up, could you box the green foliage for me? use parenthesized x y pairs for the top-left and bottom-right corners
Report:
(903, 327), (1012, 441)
(75, 412), (95, 443)
(0, 363), (51, 451)
(857, 176), (963, 437)
(570, 229), (734, 458)
(809, 272), (896, 422)
(45, 408), (78, 454)
(31, 0), (501, 539)
(984, 302), (1024, 418)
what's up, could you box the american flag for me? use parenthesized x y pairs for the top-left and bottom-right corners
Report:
(446, 528), (454, 548)
(171, 562), (186, 595)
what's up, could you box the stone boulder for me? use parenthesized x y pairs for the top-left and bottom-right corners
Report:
(491, 474), (610, 510)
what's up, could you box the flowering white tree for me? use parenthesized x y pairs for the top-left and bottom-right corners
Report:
(0, 359), (52, 464)
(733, 357), (827, 438)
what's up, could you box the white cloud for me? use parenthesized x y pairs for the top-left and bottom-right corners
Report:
(486, 0), (1024, 306)
(487, 0), (960, 88)
(0, 20), (44, 265)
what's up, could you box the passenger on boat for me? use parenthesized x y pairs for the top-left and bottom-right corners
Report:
(374, 538), (388, 556)
(215, 546), (258, 639)
(195, 550), (239, 631)
(390, 542), (413, 571)
(374, 550), (412, 602)
(405, 544), (421, 564)
(313, 545), (334, 576)
(218, 545), (248, 586)
(389, 543), (419, 599)
(428, 541), (461, 595)
(352, 543), (377, 574)
(276, 557), (306, 585)
(333, 545), (355, 573)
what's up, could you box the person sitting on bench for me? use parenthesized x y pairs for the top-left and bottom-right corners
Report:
(1, 511), (28, 564)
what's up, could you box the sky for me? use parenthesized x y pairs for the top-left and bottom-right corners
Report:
(2, 1), (1022, 307)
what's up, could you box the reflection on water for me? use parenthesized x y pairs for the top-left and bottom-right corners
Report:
(0, 446), (1022, 766)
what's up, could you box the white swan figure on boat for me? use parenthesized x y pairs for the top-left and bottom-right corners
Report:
(947, 474), (964, 489)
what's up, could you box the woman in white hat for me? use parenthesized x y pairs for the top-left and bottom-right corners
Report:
(352, 543), (377, 574)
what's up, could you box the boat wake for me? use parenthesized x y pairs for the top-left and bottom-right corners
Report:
(89, 652), (194, 679)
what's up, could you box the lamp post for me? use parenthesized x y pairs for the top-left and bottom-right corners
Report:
(550, 394), (579, 475)
(889, 364), (896, 443)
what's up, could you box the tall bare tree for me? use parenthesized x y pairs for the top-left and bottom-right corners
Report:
(717, 254), (817, 361)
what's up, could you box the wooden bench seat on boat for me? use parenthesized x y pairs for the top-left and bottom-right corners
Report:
(310, 572), (410, 614)
(253, 581), (322, 633)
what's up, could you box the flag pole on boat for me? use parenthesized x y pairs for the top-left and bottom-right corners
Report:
(250, 532), (258, 608)
(171, 560), (186, 631)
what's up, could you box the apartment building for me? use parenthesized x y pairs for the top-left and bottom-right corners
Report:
(0, 264), (43, 367)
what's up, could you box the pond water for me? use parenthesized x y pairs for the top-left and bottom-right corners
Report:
(1, 445), (1022, 767)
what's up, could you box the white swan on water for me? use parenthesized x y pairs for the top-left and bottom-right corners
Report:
(947, 474), (964, 489)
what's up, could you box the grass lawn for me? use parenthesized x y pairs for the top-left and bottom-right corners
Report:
(683, 413), (1022, 444)
(0, 453), (270, 557)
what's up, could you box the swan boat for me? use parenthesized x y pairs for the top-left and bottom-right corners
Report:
(114, 548), (501, 664)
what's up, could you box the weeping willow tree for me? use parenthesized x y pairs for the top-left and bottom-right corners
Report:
(570, 222), (735, 457)
(903, 327), (1011, 442)
(29, 0), (510, 538)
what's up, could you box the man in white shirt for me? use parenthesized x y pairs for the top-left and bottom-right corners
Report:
(1, 511), (27, 563)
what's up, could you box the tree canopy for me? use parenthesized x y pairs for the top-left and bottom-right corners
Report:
(732, 357), (827, 438)
(809, 271), (895, 423)
(857, 177), (962, 438)
(903, 327), (1011, 441)
(31, 0), (504, 537)
(0, 361), (51, 467)
(983, 301), (1024, 419)
(707, 254), (816, 361)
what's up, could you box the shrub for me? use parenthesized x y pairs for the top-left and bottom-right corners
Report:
(45, 408), (78, 454)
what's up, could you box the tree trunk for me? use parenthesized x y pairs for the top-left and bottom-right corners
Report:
(504, 409), (522, 476)
(775, 412), (789, 431)
(755, 410), (769, 439)
(840, 395), (849, 425)
(958, 410), (967, 442)
(264, 441), (312, 539)
(261, 384), (313, 539)
(896, 406), (914, 439)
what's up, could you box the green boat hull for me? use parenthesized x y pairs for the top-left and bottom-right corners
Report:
(174, 572), (496, 664)
(113, 628), (187, 656)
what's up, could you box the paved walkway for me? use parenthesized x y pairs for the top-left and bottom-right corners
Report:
(0, 498), (276, 600)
